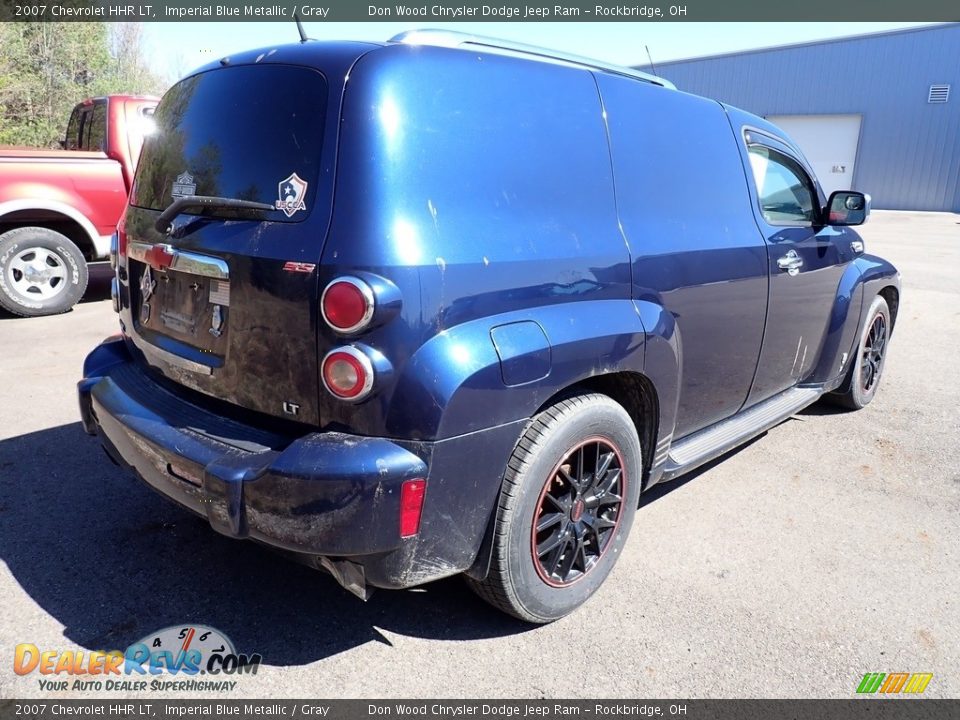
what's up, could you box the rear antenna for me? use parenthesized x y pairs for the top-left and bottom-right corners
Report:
(294, 12), (310, 43)
(645, 45), (658, 76)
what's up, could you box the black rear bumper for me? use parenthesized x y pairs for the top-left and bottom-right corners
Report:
(79, 337), (523, 589)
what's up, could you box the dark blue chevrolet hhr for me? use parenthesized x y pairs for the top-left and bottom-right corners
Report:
(79, 31), (900, 622)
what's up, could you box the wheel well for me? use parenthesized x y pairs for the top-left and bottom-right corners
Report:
(879, 286), (899, 331)
(541, 372), (660, 486)
(465, 371), (661, 582)
(0, 210), (94, 260)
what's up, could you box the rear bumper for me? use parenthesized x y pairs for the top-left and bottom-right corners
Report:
(79, 337), (525, 589)
(79, 338), (447, 586)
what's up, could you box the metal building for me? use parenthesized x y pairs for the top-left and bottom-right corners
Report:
(637, 23), (960, 211)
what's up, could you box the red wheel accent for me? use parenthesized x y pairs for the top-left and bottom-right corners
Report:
(530, 437), (626, 588)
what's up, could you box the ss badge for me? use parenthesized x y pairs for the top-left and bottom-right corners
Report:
(282, 401), (300, 416)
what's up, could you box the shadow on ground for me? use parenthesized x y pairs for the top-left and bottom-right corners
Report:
(0, 423), (531, 666)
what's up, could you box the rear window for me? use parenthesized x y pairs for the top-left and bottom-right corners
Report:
(83, 103), (107, 152)
(132, 65), (327, 222)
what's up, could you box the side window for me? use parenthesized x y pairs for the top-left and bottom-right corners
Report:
(82, 103), (108, 151)
(64, 108), (82, 150)
(747, 145), (817, 225)
(76, 109), (93, 149)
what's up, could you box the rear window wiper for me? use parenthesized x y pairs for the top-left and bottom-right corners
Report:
(155, 195), (274, 234)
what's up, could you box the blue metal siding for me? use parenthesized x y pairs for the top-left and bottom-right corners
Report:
(639, 24), (960, 211)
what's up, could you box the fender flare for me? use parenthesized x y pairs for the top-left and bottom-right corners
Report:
(809, 261), (865, 386)
(386, 298), (651, 440)
(633, 299), (681, 480)
(814, 254), (901, 390)
(0, 199), (108, 258)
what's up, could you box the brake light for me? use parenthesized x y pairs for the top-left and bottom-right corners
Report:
(321, 277), (374, 334)
(399, 479), (427, 538)
(321, 346), (374, 400)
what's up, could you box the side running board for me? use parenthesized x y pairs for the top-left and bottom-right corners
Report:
(661, 387), (821, 481)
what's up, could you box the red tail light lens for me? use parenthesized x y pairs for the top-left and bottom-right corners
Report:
(321, 277), (374, 333)
(400, 479), (427, 538)
(321, 346), (374, 400)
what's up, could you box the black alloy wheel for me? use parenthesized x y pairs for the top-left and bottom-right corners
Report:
(532, 438), (625, 587)
(860, 313), (887, 394)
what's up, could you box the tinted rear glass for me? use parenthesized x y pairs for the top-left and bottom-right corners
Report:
(83, 103), (107, 152)
(132, 65), (327, 222)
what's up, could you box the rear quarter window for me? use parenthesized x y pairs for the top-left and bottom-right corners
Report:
(82, 103), (107, 152)
(131, 65), (328, 223)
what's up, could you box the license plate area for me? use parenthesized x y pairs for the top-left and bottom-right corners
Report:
(133, 261), (230, 357)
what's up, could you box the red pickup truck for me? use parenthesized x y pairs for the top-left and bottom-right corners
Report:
(0, 95), (159, 316)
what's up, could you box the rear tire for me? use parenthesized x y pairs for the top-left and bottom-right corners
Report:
(0, 227), (88, 317)
(828, 295), (891, 410)
(466, 393), (643, 623)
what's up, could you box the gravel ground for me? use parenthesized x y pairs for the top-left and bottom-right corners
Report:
(0, 210), (957, 699)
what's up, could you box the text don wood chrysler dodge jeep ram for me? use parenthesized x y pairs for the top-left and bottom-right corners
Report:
(78, 32), (900, 622)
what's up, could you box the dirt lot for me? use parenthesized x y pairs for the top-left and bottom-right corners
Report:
(0, 210), (957, 699)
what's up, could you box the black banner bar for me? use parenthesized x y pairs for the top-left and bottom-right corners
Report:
(2, 700), (958, 720)
(1, 0), (959, 22)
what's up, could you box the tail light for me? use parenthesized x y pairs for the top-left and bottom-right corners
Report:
(399, 479), (427, 537)
(321, 277), (374, 334)
(112, 215), (128, 269)
(321, 346), (374, 400)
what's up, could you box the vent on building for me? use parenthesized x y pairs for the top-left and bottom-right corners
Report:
(928, 84), (950, 103)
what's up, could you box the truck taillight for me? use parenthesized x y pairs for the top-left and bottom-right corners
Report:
(321, 277), (374, 334)
(321, 346), (374, 401)
(112, 216), (128, 269)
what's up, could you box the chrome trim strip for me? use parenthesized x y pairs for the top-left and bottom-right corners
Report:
(173, 249), (229, 279)
(127, 241), (229, 280)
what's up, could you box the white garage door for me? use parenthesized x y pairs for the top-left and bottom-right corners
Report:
(766, 114), (862, 198)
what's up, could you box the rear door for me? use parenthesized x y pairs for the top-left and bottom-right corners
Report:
(738, 127), (851, 405)
(123, 63), (333, 425)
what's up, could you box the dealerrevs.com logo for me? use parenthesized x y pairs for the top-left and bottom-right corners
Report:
(14, 625), (262, 693)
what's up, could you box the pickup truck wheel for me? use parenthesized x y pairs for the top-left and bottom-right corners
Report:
(0, 227), (88, 317)
(466, 393), (642, 623)
(827, 295), (891, 410)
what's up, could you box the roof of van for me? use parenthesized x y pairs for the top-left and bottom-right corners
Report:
(389, 30), (675, 89)
(190, 34), (675, 91)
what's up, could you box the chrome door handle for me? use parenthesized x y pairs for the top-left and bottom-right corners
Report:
(777, 250), (803, 276)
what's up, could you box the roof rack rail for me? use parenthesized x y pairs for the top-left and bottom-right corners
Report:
(389, 30), (676, 90)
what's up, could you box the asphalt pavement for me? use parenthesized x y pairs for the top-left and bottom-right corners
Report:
(0, 211), (957, 699)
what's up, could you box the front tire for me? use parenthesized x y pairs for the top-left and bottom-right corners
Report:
(0, 227), (88, 317)
(829, 294), (892, 410)
(467, 393), (643, 623)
